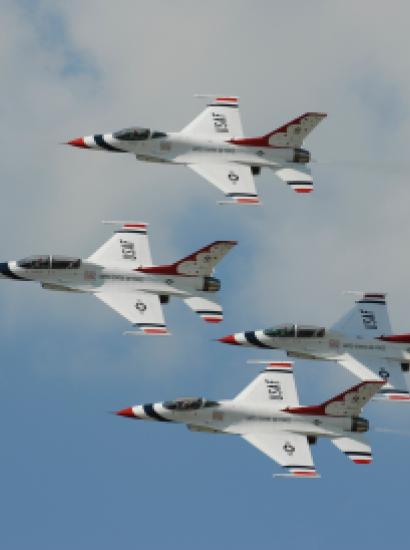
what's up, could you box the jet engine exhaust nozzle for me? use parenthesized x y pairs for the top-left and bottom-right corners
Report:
(351, 416), (369, 433)
(293, 148), (310, 163)
(203, 276), (221, 292)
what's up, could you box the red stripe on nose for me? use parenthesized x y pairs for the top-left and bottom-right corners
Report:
(218, 334), (240, 345)
(115, 407), (136, 418)
(67, 137), (90, 149)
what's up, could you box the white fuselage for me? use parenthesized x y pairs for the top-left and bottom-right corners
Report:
(233, 329), (410, 364)
(129, 399), (358, 440)
(83, 132), (301, 168)
(0, 259), (212, 298)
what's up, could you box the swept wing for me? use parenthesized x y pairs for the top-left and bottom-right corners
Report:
(242, 432), (318, 478)
(181, 96), (243, 139)
(189, 163), (260, 204)
(88, 222), (152, 267)
(96, 290), (168, 335)
(235, 361), (299, 406)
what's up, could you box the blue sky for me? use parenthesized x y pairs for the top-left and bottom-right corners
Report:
(1, 1), (410, 548)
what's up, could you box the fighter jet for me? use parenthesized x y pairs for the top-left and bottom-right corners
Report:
(0, 221), (236, 334)
(116, 360), (384, 477)
(219, 293), (410, 401)
(67, 96), (326, 205)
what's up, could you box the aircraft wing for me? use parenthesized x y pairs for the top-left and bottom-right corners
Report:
(337, 354), (410, 401)
(273, 164), (313, 193)
(184, 294), (223, 323)
(95, 290), (168, 334)
(332, 293), (392, 339)
(331, 434), (372, 464)
(189, 163), (260, 204)
(181, 96), (243, 139)
(242, 432), (318, 478)
(235, 362), (299, 406)
(88, 222), (152, 267)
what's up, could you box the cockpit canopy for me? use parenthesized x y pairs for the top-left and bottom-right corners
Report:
(17, 255), (81, 270)
(264, 324), (325, 338)
(51, 256), (81, 269)
(163, 397), (219, 411)
(17, 255), (50, 269)
(113, 127), (167, 141)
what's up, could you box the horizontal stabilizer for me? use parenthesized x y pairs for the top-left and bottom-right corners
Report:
(332, 435), (372, 464)
(273, 164), (313, 193)
(184, 295), (223, 323)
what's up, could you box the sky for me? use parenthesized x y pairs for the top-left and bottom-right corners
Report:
(1, 1), (410, 548)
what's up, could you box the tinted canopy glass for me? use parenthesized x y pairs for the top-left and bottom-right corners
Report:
(296, 325), (325, 338)
(113, 127), (151, 141)
(264, 324), (325, 338)
(51, 256), (81, 269)
(264, 324), (296, 338)
(163, 397), (219, 411)
(17, 255), (50, 269)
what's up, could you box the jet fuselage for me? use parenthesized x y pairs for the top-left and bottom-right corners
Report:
(222, 329), (410, 364)
(74, 131), (309, 169)
(118, 397), (363, 440)
(0, 259), (218, 298)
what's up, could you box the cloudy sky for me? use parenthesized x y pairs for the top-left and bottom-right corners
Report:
(1, 1), (410, 548)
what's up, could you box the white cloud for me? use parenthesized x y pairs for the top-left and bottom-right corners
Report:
(1, 0), (410, 394)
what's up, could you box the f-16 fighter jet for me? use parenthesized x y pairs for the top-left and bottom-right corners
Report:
(219, 293), (410, 402)
(0, 221), (236, 335)
(67, 96), (326, 204)
(116, 360), (384, 477)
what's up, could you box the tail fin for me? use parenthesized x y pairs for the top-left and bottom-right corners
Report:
(284, 380), (385, 417)
(231, 112), (326, 148)
(139, 240), (237, 276)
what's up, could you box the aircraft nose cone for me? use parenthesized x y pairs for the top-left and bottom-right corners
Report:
(115, 407), (137, 419)
(66, 137), (89, 149)
(218, 334), (240, 345)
